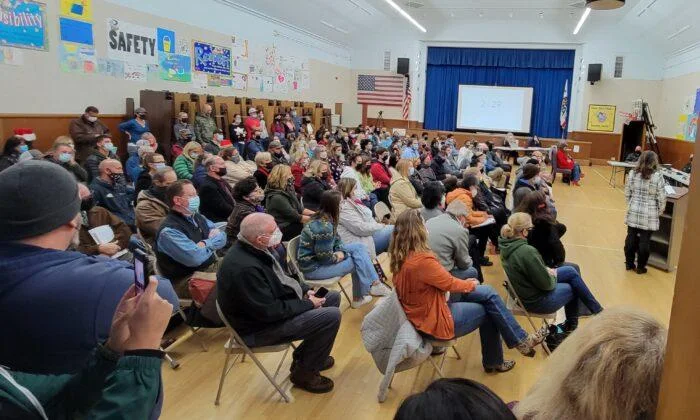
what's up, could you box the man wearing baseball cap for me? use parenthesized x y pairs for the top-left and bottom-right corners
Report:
(0, 160), (178, 374)
(244, 106), (261, 141)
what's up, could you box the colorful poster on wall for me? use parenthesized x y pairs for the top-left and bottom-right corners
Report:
(60, 0), (92, 21)
(262, 76), (273, 93)
(97, 58), (123, 78)
(231, 36), (248, 59)
(586, 105), (616, 132)
(0, 47), (23, 66)
(59, 17), (93, 45)
(274, 72), (288, 94)
(232, 72), (247, 90)
(676, 114), (698, 142)
(695, 88), (700, 115)
(249, 74), (262, 91)
(106, 19), (157, 65)
(0, 1), (48, 50)
(176, 38), (190, 55)
(300, 71), (310, 90)
(58, 42), (96, 74)
(207, 75), (232, 87)
(193, 41), (231, 75)
(157, 28), (175, 53)
(124, 63), (147, 82)
(232, 56), (247, 73)
(158, 52), (191, 82)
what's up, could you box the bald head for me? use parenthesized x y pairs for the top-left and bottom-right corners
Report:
(240, 213), (277, 249)
(203, 104), (212, 115)
(99, 159), (123, 183)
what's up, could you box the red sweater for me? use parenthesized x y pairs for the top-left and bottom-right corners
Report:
(556, 149), (575, 170)
(370, 162), (392, 189)
(244, 116), (260, 140)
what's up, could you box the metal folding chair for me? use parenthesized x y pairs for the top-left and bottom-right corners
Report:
(214, 301), (294, 405)
(503, 278), (555, 355)
(286, 236), (351, 306)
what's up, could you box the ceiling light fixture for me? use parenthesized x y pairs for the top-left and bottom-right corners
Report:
(573, 7), (591, 35)
(636, 0), (657, 17)
(667, 25), (691, 40)
(347, 0), (373, 15)
(586, 0), (625, 10)
(320, 20), (349, 34)
(382, 0), (427, 32)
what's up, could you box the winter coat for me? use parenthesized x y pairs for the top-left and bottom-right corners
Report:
(338, 198), (385, 259)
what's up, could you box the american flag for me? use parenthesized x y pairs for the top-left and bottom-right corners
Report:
(357, 74), (405, 107)
(402, 75), (412, 120)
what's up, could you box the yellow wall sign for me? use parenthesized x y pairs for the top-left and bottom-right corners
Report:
(60, 1), (93, 22)
(587, 104), (617, 132)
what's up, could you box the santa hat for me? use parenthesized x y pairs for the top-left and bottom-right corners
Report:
(220, 139), (233, 148)
(13, 128), (36, 141)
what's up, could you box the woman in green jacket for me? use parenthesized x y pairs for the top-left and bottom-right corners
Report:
(499, 213), (603, 333)
(264, 164), (315, 241)
(0, 279), (172, 419)
(173, 141), (202, 180)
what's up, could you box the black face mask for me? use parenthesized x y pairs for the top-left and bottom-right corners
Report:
(137, 114), (147, 120)
(265, 162), (274, 170)
(109, 173), (126, 186)
(255, 135), (261, 140)
(217, 167), (227, 177)
(81, 197), (95, 212)
(150, 185), (168, 201)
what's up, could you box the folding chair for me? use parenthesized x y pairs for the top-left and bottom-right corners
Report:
(215, 301), (294, 405)
(502, 278), (555, 355)
(549, 146), (571, 184)
(286, 236), (351, 306)
(374, 201), (391, 224)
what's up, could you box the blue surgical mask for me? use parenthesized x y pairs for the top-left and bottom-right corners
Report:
(19, 145), (29, 153)
(409, 167), (416, 176)
(187, 196), (201, 213)
(153, 162), (166, 170)
(58, 152), (72, 163)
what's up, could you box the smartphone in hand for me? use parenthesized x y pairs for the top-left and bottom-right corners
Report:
(133, 249), (150, 294)
(314, 287), (329, 298)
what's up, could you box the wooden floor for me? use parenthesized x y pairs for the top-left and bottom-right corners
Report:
(160, 165), (677, 420)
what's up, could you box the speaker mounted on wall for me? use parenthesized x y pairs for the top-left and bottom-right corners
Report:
(588, 64), (602, 85)
(397, 58), (409, 76)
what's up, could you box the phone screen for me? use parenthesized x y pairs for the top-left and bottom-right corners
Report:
(315, 287), (329, 298)
(134, 257), (146, 293)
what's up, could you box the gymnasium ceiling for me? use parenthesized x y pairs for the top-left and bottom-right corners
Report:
(221, 0), (700, 58)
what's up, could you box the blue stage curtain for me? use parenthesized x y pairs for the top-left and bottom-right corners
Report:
(424, 47), (575, 138)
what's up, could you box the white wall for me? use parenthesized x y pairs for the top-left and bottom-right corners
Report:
(0, 0), (353, 114)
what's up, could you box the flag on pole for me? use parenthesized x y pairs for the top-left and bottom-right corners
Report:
(560, 80), (569, 131)
(402, 75), (412, 120)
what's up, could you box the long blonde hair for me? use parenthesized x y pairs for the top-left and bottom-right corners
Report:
(500, 212), (532, 239)
(304, 159), (327, 178)
(396, 159), (413, 178)
(515, 308), (667, 420)
(267, 164), (292, 191)
(388, 209), (431, 274)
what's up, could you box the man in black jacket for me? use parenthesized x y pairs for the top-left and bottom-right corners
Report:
(217, 213), (341, 394)
(198, 156), (234, 222)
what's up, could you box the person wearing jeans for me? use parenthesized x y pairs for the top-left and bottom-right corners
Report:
(298, 190), (390, 309)
(390, 209), (546, 374)
(624, 151), (667, 274)
(500, 212), (604, 334)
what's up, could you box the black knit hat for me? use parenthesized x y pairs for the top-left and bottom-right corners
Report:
(521, 163), (541, 180)
(0, 160), (80, 241)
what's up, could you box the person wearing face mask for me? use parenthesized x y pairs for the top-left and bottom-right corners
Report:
(245, 129), (265, 161)
(0, 136), (27, 173)
(291, 109), (302, 134)
(225, 177), (266, 241)
(284, 113), (296, 137)
(136, 167), (176, 247)
(272, 114), (286, 141)
(340, 152), (370, 206)
(155, 180), (227, 296)
(290, 150), (310, 194)
(194, 103), (218, 145)
(45, 141), (89, 183)
(173, 112), (195, 151)
(513, 163), (544, 210)
(125, 139), (152, 184)
(400, 139), (420, 160)
(75, 183), (132, 260)
(269, 139), (290, 167)
(265, 164), (315, 241)
(134, 152), (166, 197)
(198, 156), (235, 222)
(220, 146), (255, 189)
(389, 159), (423, 220)
(244, 107), (262, 141)
(254, 151), (274, 190)
(328, 144), (345, 183)
(203, 129), (230, 155)
(0, 160), (178, 374)
(446, 174), (496, 264)
(218, 213), (341, 393)
(370, 147), (393, 207)
(431, 144), (462, 181)
(89, 159), (136, 230)
(83, 134), (118, 183)
(70, 106), (111, 163)
(301, 160), (333, 212)
(173, 141), (203, 180)
(118, 107), (150, 144)
(229, 113), (247, 157)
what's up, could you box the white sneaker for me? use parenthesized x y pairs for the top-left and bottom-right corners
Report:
(351, 295), (373, 309)
(370, 283), (391, 297)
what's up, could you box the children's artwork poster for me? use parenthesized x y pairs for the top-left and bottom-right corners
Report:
(176, 38), (190, 55)
(0, 46), (23, 65)
(58, 42), (95, 74)
(60, 0), (92, 21)
(231, 35), (248, 59)
(232, 72), (247, 91)
(586, 104), (616, 132)
(59, 17), (93, 46)
(97, 58), (123, 78)
(106, 19), (157, 65)
(0, 1), (48, 50)
(274, 72), (288, 94)
(300, 70), (310, 90)
(156, 28), (175, 53)
(123, 62), (147, 82)
(192, 72), (208, 89)
(193, 41), (231, 75)
(207, 74), (232, 87)
(676, 114), (698, 142)
(262, 76), (273, 93)
(249, 74), (262, 92)
(232, 55), (248, 73)
(158, 52), (191, 82)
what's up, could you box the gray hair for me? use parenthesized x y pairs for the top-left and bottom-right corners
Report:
(152, 166), (174, 184)
(445, 199), (469, 217)
(240, 213), (275, 242)
(203, 156), (220, 171)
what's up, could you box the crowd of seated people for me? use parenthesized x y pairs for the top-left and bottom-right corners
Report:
(4, 110), (673, 415)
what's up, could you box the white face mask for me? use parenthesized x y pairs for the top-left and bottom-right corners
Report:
(266, 228), (283, 247)
(87, 116), (98, 123)
(470, 188), (478, 197)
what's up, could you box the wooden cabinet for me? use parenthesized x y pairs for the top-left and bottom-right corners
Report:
(648, 187), (689, 272)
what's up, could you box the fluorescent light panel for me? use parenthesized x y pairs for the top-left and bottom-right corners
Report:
(320, 20), (349, 34)
(573, 7), (591, 35)
(347, 0), (373, 15)
(637, 0), (658, 17)
(668, 25), (691, 40)
(382, 0), (427, 33)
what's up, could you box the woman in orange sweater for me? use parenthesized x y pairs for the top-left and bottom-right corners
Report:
(390, 209), (546, 373)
